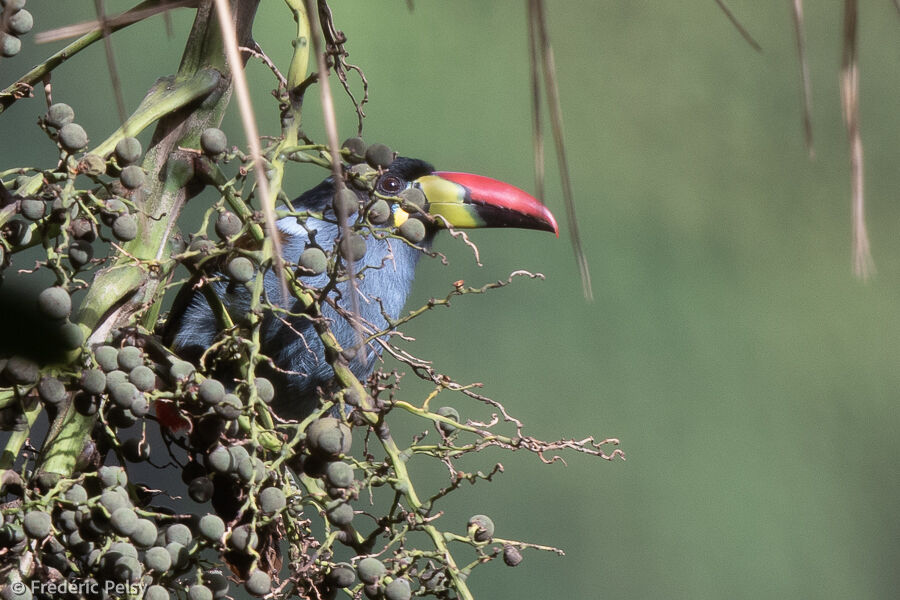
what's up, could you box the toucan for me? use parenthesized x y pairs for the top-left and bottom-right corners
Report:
(163, 157), (558, 418)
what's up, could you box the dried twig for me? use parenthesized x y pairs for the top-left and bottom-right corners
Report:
(790, 0), (814, 158)
(212, 0), (289, 299)
(840, 0), (874, 279)
(713, 0), (763, 52)
(531, 0), (593, 300)
(35, 0), (197, 44)
(93, 0), (128, 124)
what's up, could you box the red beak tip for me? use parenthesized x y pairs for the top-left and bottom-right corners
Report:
(435, 171), (559, 235)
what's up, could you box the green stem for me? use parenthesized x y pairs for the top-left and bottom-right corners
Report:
(39, 0), (262, 479)
(90, 68), (223, 157)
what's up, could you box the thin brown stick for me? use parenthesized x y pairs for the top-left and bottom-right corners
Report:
(306, 0), (364, 350)
(713, 0), (763, 52)
(212, 0), (288, 298)
(35, 0), (198, 44)
(93, 0), (128, 124)
(534, 0), (593, 300)
(789, 0), (814, 158)
(840, 0), (873, 279)
(527, 0), (545, 203)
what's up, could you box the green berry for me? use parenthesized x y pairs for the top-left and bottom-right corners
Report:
(119, 165), (145, 190)
(98, 465), (127, 487)
(165, 542), (189, 569)
(105, 369), (128, 389)
(7, 9), (33, 35)
(101, 198), (128, 223)
(306, 417), (352, 457)
(110, 382), (138, 409)
(80, 368), (106, 395)
(326, 502), (354, 526)
(2, 1), (29, 12)
(45, 103), (75, 128)
(110, 507), (138, 536)
(436, 406), (460, 434)
(207, 446), (232, 473)
(100, 487), (129, 512)
(227, 445), (250, 469)
(503, 544), (523, 566)
(144, 585), (169, 600)
(468, 514), (494, 542)
(58, 123), (88, 153)
(333, 188), (358, 216)
(4, 356), (39, 384)
(198, 514), (225, 542)
(169, 359), (195, 381)
(399, 187), (426, 210)
(19, 198), (44, 221)
(60, 322), (84, 350)
(93, 347), (118, 373)
(112, 214), (138, 241)
(165, 523), (192, 547)
(117, 346), (143, 371)
(215, 393), (242, 420)
(188, 477), (214, 503)
(68, 240), (93, 268)
(298, 247), (327, 275)
(23, 511), (51, 538)
(189, 585), (212, 600)
(0, 32), (21, 58)
(229, 525), (258, 553)
(8, 218), (31, 245)
(129, 365), (155, 391)
(327, 563), (356, 588)
(259, 487), (286, 515)
(356, 557), (386, 584)
(38, 376), (66, 405)
(57, 509), (78, 532)
(341, 136), (367, 162)
(198, 378), (225, 405)
(254, 377), (275, 403)
(144, 546), (172, 572)
(200, 128), (227, 155)
(245, 569), (271, 597)
(384, 578), (412, 600)
(325, 461), (354, 488)
(122, 437), (150, 462)
(349, 163), (376, 189)
(130, 397), (149, 417)
(226, 256), (254, 283)
(399, 218), (426, 244)
(78, 153), (106, 177)
(367, 199), (391, 224)
(214, 211), (241, 239)
(365, 143), (394, 169)
(113, 556), (143, 582)
(37, 286), (71, 320)
(339, 233), (367, 262)
(114, 137), (142, 165)
(64, 483), (87, 504)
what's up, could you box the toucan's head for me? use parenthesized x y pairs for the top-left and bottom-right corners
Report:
(368, 157), (558, 237)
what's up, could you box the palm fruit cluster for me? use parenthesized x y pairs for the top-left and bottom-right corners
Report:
(0, 113), (536, 600)
(0, 0), (32, 59)
(0, 58), (594, 597)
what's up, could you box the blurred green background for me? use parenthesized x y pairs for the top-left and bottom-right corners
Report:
(4, 1), (900, 598)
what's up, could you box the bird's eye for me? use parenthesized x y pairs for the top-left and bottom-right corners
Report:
(378, 175), (404, 195)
